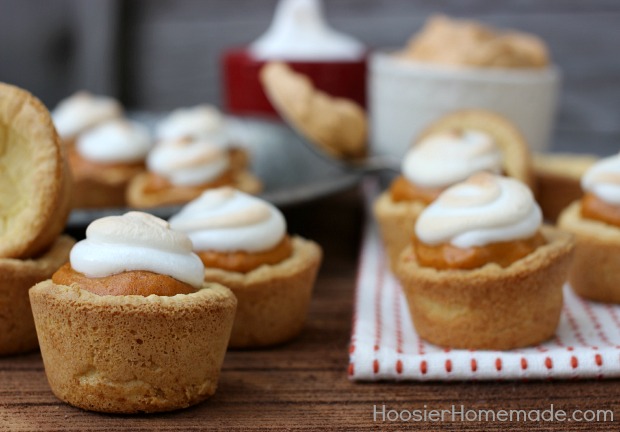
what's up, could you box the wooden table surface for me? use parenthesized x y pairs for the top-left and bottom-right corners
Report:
(1, 187), (618, 431)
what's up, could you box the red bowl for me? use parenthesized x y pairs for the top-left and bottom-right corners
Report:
(222, 48), (367, 117)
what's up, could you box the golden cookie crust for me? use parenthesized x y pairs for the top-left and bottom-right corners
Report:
(203, 236), (322, 348)
(0, 235), (74, 355)
(260, 62), (367, 160)
(558, 201), (620, 303)
(395, 226), (574, 350)
(418, 109), (535, 190)
(373, 190), (426, 269)
(533, 153), (597, 222)
(29, 281), (237, 414)
(0, 82), (72, 259)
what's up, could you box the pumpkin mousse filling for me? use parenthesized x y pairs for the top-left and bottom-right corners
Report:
(389, 176), (442, 204)
(198, 236), (293, 273)
(52, 264), (196, 296)
(68, 145), (145, 175)
(143, 170), (235, 194)
(580, 192), (620, 228)
(412, 232), (545, 270)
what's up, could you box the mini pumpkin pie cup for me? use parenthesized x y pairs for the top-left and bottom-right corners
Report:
(374, 109), (534, 268)
(0, 236), (74, 355)
(126, 148), (261, 209)
(395, 226), (574, 350)
(204, 236), (322, 348)
(0, 82), (72, 259)
(29, 280), (236, 414)
(558, 201), (620, 303)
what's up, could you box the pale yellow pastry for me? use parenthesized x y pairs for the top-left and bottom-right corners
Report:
(533, 152), (598, 222)
(30, 212), (236, 413)
(170, 188), (322, 348)
(395, 173), (573, 350)
(0, 82), (72, 259)
(374, 109), (533, 267)
(0, 236), (74, 355)
(260, 62), (367, 159)
(558, 153), (620, 303)
(127, 141), (261, 209)
(401, 15), (549, 69)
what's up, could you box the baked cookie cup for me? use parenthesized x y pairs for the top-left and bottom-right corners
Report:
(204, 236), (322, 348)
(558, 201), (620, 303)
(29, 281), (236, 414)
(373, 191), (426, 268)
(0, 235), (74, 356)
(0, 82), (72, 259)
(395, 226), (574, 350)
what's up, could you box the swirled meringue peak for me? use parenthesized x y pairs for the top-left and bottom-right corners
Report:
(169, 187), (287, 253)
(76, 119), (152, 164)
(415, 173), (542, 248)
(70, 212), (204, 288)
(403, 129), (503, 189)
(582, 152), (620, 206)
(147, 138), (230, 186)
(155, 105), (225, 141)
(52, 91), (122, 139)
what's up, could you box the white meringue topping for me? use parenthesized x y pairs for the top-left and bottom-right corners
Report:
(52, 91), (122, 139)
(415, 173), (542, 248)
(249, 0), (364, 61)
(403, 130), (503, 189)
(169, 187), (287, 253)
(147, 138), (230, 187)
(76, 119), (152, 164)
(70, 212), (205, 288)
(582, 152), (620, 206)
(155, 105), (225, 142)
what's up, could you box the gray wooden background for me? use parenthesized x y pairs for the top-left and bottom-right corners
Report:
(1, 0), (619, 154)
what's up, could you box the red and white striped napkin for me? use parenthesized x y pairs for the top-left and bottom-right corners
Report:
(349, 180), (620, 381)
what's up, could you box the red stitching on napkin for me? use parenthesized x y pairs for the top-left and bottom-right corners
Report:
(445, 359), (452, 373)
(579, 297), (614, 346)
(396, 360), (403, 374)
(495, 358), (503, 371)
(373, 359), (380, 374)
(521, 358), (528, 370)
(545, 357), (553, 369)
(471, 359), (477, 372)
(393, 280), (404, 355)
(564, 305), (591, 347)
(595, 354), (603, 367)
(571, 356), (578, 369)
(348, 363), (354, 376)
(605, 304), (620, 330)
(420, 360), (427, 375)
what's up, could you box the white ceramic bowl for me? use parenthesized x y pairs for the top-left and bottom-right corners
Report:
(369, 51), (560, 158)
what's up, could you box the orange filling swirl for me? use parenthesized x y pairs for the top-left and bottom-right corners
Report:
(389, 176), (443, 204)
(52, 263), (196, 296)
(411, 232), (546, 270)
(581, 193), (620, 228)
(197, 236), (293, 273)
